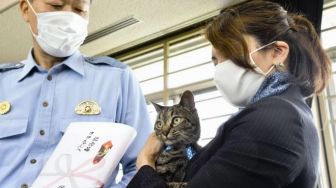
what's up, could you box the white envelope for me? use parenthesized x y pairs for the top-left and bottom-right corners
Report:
(32, 122), (137, 188)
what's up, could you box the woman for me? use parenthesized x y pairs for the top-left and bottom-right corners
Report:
(127, 1), (331, 188)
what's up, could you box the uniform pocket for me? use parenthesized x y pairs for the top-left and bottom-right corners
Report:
(0, 118), (28, 139)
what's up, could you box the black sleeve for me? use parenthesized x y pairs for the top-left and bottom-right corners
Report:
(127, 165), (168, 188)
(128, 98), (306, 188)
(186, 98), (306, 188)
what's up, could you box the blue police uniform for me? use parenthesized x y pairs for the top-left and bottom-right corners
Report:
(0, 50), (152, 188)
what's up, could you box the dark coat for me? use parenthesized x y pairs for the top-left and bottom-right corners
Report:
(127, 86), (319, 188)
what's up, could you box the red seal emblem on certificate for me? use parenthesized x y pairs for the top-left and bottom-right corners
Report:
(93, 141), (113, 164)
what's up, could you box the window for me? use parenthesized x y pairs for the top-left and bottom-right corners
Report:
(194, 89), (238, 146)
(323, 0), (336, 157)
(323, 49), (336, 161)
(319, 0), (336, 186)
(124, 48), (164, 95)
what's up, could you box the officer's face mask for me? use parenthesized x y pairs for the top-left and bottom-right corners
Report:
(26, 0), (88, 57)
(213, 42), (275, 107)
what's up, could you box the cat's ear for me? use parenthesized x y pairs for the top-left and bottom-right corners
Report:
(179, 90), (195, 108)
(151, 102), (164, 112)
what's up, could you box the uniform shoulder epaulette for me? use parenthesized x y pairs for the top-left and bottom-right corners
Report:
(0, 63), (24, 72)
(84, 56), (128, 69)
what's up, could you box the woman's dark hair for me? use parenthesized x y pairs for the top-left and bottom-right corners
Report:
(205, 0), (331, 96)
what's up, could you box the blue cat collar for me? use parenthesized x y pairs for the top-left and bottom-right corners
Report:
(164, 145), (173, 152)
(164, 145), (196, 160)
(186, 146), (196, 160)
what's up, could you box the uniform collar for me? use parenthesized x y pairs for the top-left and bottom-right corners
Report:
(17, 49), (85, 82)
(62, 50), (85, 77)
(17, 50), (38, 82)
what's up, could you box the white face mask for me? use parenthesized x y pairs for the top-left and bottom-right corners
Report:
(214, 60), (265, 107)
(214, 41), (276, 107)
(26, 0), (88, 57)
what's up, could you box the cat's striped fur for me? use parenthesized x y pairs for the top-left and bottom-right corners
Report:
(153, 90), (201, 188)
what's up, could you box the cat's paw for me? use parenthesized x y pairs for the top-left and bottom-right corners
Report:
(156, 164), (169, 174)
(167, 182), (187, 188)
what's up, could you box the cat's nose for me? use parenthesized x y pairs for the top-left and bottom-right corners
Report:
(162, 130), (169, 136)
(162, 125), (170, 136)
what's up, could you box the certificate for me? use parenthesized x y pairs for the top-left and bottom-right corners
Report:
(32, 122), (137, 188)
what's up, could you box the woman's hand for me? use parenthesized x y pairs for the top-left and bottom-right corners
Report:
(136, 132), (163, 170)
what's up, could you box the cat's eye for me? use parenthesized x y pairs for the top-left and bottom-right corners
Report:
(172, 117), (183, 125)
(156, 122), (163, 128)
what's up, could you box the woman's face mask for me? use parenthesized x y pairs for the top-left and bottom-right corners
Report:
(213, 41), (276, 107)
(26, 0), (89, 57)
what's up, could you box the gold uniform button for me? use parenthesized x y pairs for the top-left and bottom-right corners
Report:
(1, 104), (6, 110)
(0, 101), (11, 115)
(42, 101), (48, 107)
(40, 130), (45, 136)
(21, 183), (28, 188)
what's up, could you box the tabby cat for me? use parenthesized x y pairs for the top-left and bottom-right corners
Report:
(153, 90), (201, 188)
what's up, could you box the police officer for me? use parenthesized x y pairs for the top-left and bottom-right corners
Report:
(0, 0), (152, 187)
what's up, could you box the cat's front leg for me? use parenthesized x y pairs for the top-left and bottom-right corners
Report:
(156, 150), (184, 166)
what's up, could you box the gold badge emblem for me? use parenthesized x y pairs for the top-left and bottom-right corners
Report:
(75, 101), (101, 115)
(0, 101), (11, 115)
